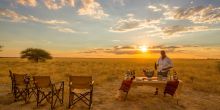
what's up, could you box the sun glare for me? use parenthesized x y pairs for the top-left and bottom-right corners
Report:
(139, 45), (148, 53)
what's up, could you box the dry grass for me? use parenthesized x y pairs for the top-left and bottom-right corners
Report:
(0, 58), (220, 110)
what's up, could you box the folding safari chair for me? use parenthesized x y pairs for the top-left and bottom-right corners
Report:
(13, 73), (34, 103)
(164, 80), (180, 104)
(33, 76), (64, 110)
(69, 76), (94, 109)
(119, 79), (133, 101)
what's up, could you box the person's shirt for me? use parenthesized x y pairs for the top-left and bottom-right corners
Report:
(157, 57), (173, 72)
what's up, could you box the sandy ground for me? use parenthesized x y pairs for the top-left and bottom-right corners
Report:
(0, 58), (220, 110)
(1, 81), (220, 110)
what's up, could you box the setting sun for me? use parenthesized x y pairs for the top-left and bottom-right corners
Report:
(139, 45), (148, 53)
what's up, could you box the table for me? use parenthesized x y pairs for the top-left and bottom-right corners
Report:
(131, 77), (183, 103)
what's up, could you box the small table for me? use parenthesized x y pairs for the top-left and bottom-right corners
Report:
(131, 77), (183, 101)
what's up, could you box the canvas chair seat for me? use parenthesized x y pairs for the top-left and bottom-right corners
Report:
(69, 76), (94, 110)
(164, 80), (179, 96)
(16, 85), (26, 89)
(40, 88), (52, 92)
(71, 88), (91, 94)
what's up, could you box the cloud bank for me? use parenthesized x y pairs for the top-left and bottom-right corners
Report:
(79, 44), (184, 55)
(78, 0), (109, 19)
(17, 0), (37, 7)
(148, 4), (220, 24)
(16, 0), (108, 19)
(110, 15), (159, 32)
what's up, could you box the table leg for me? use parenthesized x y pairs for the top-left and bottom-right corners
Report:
(154, 88), (158, 95)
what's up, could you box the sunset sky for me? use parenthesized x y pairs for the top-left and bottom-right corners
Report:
(0, 0), (220, 58)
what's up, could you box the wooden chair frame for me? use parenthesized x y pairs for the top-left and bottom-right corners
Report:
(9, 70), (15, 93)
(33, 76), (64, 110)
(69, 76), (94, 110)
(12, 73), (35, 103)
(120, 79), (133, 101)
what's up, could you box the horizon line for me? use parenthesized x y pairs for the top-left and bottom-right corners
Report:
(0, 57), (219, 60)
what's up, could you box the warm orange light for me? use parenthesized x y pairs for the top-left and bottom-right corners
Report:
(139, 45), (148, 53)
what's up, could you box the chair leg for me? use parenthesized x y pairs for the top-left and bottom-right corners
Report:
(14, 90), (17, 102)
(124, 92), (128, 101)
(11, 83), (14, 93)
(154, 88), (159, 95)
(69, 91), (72, 108)
(50, 87), (56, 110)
(89, 92), (93, 110)
(61, 83), (64, 104)
(163, 90), (167, 97)
(27, 88), (35, 102)
(176, 99), (179, 105)
(24, 90), (28, 103)
(14, 88), (23, 102)
(13, 88), (18, 102)
(37, 90), (40, 107)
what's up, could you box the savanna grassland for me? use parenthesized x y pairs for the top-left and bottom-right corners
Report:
(0, 58), (220, 110)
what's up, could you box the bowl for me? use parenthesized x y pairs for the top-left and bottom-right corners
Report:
(143, 70), (154, 78)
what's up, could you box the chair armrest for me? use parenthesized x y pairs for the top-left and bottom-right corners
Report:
(53, 81), (64, 89)
(91, 81), (94, 85)
(54, 81), (64, 85)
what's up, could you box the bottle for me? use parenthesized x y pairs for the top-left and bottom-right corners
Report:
(154, 62), (157, 70)
(173, 70), (178, 80)
(169, 71), (172, 80)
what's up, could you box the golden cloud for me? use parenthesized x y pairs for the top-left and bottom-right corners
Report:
(17, 0), (37, 7)
(79, 45), (183, 55)
(110, 15), (160, 32)
(78, 0), (109, 19)
(49, 26), (75, 33)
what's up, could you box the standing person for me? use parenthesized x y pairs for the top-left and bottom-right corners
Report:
(154, 50), (173, 95)
(155, 50), (173, 77)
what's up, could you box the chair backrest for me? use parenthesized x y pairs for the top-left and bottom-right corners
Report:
(9, 70), (14, 83)
(13, 74), (27, 86)
(33, 76), (51, 88)
(69, 76), (92, 89)
(9, 70), (13, 78)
